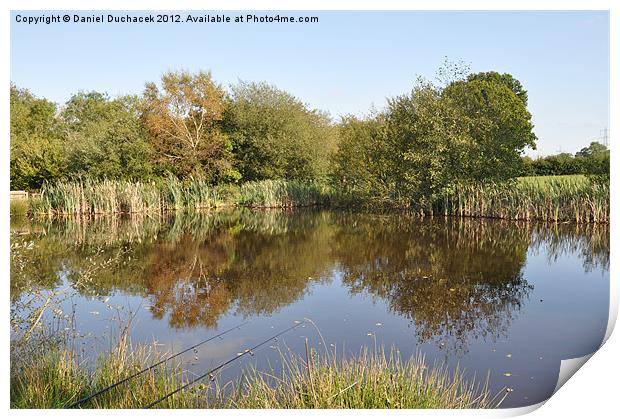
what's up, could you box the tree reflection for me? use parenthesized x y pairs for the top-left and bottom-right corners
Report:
(142, 213), (334, 328)
(332, 215), (535, 352)
(11, 211), (609, 351)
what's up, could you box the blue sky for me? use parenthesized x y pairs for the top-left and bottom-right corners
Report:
(10, 10), (609, 156)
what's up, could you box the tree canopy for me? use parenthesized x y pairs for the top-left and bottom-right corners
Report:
(225, 81), (336, 181)
(142, 70), (237, 182)
(62, 92), (153, 180)
(333, 70), (538, 204)
(523, 142), (609, 176)
(11, 66), (607, 201)
(10, 85), (64, 190)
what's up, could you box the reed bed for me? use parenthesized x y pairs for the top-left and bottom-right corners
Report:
(28, 177), (331, 216)
(238, 179), (330, 208)
(435, 176), (609, 223)
(29, 176), (225, 216)
(24, 175), (608, 223)
(10, 199), (30, 216)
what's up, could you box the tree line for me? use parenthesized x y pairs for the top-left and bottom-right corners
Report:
(520, 142), (609, 177)
(11, 72), (337, 190)
(10, 65), (608, 201)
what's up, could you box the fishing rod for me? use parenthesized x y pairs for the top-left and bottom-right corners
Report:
(68, 320), (250, 408)
(143, 320), (306, 409)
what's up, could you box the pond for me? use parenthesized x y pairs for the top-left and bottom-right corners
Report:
(10, 209), (609, 408)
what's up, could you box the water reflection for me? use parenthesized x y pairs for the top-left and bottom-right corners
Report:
(332, 216), (535, 353)
(10, 210), (609, 352)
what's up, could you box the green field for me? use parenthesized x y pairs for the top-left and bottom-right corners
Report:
(518, 174), (588, 186)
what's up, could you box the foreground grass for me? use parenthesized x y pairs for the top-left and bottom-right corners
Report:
(218, 347), (501, 408)
(10, 341), (501, 409)
(10, 338), (197, 409)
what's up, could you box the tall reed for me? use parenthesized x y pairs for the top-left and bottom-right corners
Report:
(29, 176), (223, 216)
(435, 176), (609, 223)
(238, 179), (329, 208)
(29, 177), (332, 216)
(26, 175), (609, 223)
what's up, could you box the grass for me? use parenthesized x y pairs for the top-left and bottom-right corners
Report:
(10, 340), (195, 409)
(216, 346), (502, 409)
(518, 174), (588, 186)
(27, 177), (330, 216)
(433, 176), (608, 223)
(10, 338), (502, 409)
(238, 179), (330, 208)
(10, 199), (30, 216)
(22, 175), (609, 223)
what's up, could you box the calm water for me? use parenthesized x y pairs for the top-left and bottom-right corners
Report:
(10, 209), (609, 408)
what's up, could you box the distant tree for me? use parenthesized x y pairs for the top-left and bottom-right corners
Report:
(520, 156), (535, 177)
(576, 141), (609, 158)
(224, 81), (336, 181)
(62, 92), (153, 180)
(142, 70), (237, 182)
(576, 141), (609, 176)
(541, 153), (581, 175)
(528, 142), (609, 176)
(10, 84), (65, 190)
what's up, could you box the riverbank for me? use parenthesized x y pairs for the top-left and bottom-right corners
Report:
(13, 175), (609, 223)
(10, 339), (501, 409)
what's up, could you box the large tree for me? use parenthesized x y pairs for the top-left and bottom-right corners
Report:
(442, 73), (537, 181)
(224, 81), (336, 181)
(383, 79), (478, 202)
(62, 92), (153, 180)
(466, 71), (529, 106)
(333, 70), (538, 205)
(142, 70), (237, 182)
(10, 84), (65, 190)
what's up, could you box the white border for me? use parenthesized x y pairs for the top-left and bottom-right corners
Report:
(2, 2), (617, 419)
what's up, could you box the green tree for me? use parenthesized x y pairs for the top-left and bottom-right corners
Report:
(142, 70), (237, 182)
(442, 74), (537, 181)
(544, 153), (581, 175)
(383, 79), (476, 203)
(224, 81), (336, 181)
(576, 141), (609, 176)
(333, 70), (538, 206)
(62, 92), (153, 180)
(10, 84), (65, 190)
(529, 142), (609, 176)
(466, 71), (529, 106)
(576, 141), (609, 158)
(332, 113), (390, 197)
(520, 156), (535, 176)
